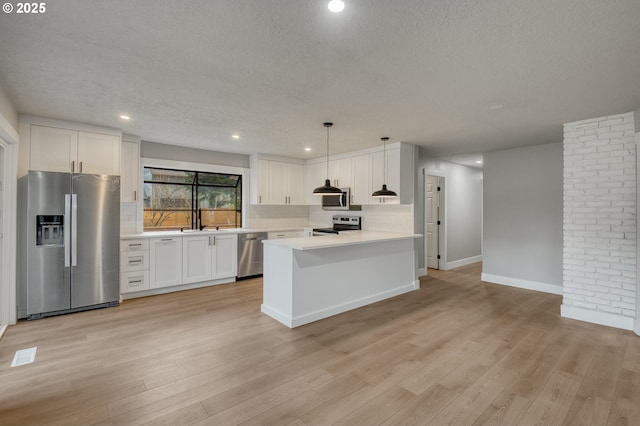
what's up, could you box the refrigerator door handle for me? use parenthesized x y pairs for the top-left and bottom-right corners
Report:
(64, 194), (71, 267)
(71, 194), (78, 267)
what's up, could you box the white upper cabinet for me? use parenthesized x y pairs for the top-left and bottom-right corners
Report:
(305, 142), (414, 206)
(30, 126), (77, 173)
(350, 154), (370, 205)
(120, 139), (140, 202)
(77, 131), (120, 175)
(250, 155), (305, 205)
(29, 124), (121, 175)
(328, 157), (352, 189)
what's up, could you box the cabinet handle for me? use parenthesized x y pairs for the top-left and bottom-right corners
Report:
(134, 190), (137, 201)
(71, 160), (75, 173)
(128, 243), (142, 248)
(160, 238), (173, 242)
(128, 258), (143, 264)
(79, 161), (83, 173)
(259, 195), (262, 204)
(212, 236), (216, 245)
(128, 279), (143, 284)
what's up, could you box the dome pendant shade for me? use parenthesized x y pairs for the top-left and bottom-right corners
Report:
(313, 122), (342, 195)
(371, 137), (398, 198)
(372, 184), (398, 198)
(313, 179), (344, 195)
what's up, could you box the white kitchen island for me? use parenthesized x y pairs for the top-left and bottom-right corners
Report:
(261, 231), (421, 328)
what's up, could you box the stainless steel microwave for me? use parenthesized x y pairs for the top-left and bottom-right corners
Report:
(321, 188), (362, 211)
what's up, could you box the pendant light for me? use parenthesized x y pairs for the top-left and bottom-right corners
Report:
(313, 122), (343, 195)
(371, 137), (398, 198)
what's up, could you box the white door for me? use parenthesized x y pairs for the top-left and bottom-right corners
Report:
(426, 175), (441, 269)
(0, 145), (3, 327)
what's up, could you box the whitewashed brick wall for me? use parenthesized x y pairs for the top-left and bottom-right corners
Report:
(563, 111), (636, 319)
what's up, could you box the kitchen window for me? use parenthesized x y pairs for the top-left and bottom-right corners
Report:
(143, 167), (242, 231)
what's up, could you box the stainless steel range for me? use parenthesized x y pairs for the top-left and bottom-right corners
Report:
(313, 215), (361, 236)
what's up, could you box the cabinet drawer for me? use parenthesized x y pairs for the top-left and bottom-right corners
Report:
(121, 271), (149, 293)
(120, 251), (149, 272)
(120, 239), (149, 251)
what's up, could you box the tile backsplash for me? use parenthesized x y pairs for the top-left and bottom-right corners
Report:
(309, 204), (414, 233)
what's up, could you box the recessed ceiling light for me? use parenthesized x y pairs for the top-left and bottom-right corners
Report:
(328, 0), (344, 13)
(232, 134), (240, 139)
(305, 147), (311, 152)
(488, 104), (503, 110)
(120, 115), (130, 120)
(476, 160), (483, 164)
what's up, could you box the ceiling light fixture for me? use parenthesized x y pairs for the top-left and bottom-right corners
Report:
(371, 137), (398, 198)
(305, 147), (311, 152)
(232, 134), (240, 139)
(476, 160), (483, 164)
(489, 104), (504, 110)
(328, 0), (344, 13)
(313, 122), (342, 195)
(120, 115), (130, 120)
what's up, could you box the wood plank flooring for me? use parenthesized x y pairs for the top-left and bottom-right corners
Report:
(1, 263), (639, 425)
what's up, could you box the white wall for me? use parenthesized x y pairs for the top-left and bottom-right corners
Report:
(482, 143), (563, 294)
(141, 141), (249, 168)
(562, 112), (636, 331)
(0, 82), (18, 328)
(416, 151), (483, 270)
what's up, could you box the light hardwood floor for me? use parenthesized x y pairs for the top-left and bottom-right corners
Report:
(1, 263), (639, 425)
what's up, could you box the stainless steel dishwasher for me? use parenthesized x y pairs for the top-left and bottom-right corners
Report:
(237, 232), (268, 278)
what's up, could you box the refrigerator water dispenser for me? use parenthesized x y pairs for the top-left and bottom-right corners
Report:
(36, 215), (64, 246)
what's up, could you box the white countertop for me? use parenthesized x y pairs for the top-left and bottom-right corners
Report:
(262, 231), (421, 251)
(120, 227), (312, 239)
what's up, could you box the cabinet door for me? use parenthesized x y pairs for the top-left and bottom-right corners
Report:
(331, 157), (352, 188)
(306, 162), (325, 205)
(77, 131), (121, 175)
(256, 159), (270, 204)
(150, 237), (183, 288)
(211, 234), (237, 279)
(182, 236), (212, 284)
(120, 141), (140, 202)
(30, 125), (78, 173)
(268, 161), (289, 205)
(370, 149), (400, 204)
(351, 154), (370, 205)
(287, 163), (305, 205)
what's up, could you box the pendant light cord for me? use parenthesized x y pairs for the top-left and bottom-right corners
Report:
(326, 125), (330, 179)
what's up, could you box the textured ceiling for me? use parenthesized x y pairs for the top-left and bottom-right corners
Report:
(1, 0), (639, 160)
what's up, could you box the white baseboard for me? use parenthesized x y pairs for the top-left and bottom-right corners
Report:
(481, 273), (563, 295)
(0, 324), (7, 341)
(634, 319), (640, 337)
(262, 283), (418, 328)
(416, 268), (426, 278)
(561, 304), (634, 331)
(446, 255), (482, 270)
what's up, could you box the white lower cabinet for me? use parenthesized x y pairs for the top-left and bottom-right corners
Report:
(211, 234), (238, 279)
(120, 239), (150, 293)
(150, 237), (183, 289)
(182, 234), (238, 283)
(182, 235), (212, 284)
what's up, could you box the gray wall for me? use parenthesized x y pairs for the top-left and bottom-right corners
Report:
(483, 142), (563, 286)
(141, 141), (250, 168)
(0, 82), (18, 133)
(416, 149), (483, 270)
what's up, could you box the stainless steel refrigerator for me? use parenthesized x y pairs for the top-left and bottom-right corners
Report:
(18, 171), (120, 319)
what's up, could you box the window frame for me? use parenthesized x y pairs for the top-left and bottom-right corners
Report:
(140, 158), (248, 232)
